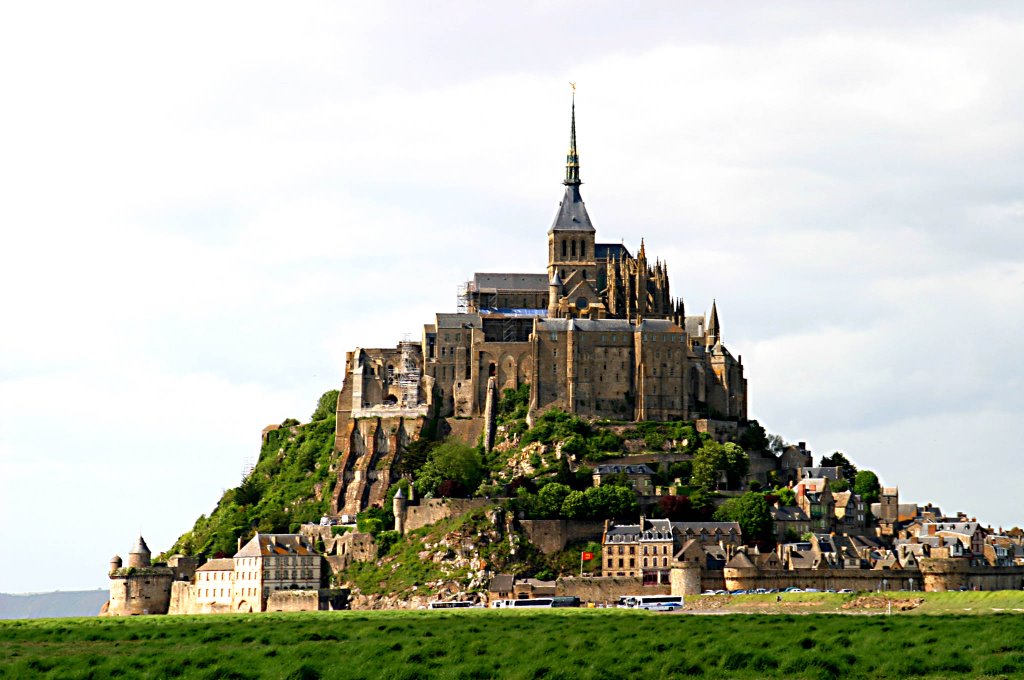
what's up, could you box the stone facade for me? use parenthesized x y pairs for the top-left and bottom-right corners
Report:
(329, 101), (747, 517)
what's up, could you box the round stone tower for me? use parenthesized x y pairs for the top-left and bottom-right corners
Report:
(393, 487), (407, 535)
(109, 554), (123, 574)
(127, 535), (152, 568)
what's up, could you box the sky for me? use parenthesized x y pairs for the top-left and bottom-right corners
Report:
(1, 2), (1022, 593)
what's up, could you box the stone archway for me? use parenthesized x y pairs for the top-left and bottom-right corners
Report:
(237, 600), (252, 613)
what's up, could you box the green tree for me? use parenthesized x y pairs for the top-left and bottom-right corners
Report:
(819, 451), (858, 482)
(737, 420), (769, 452)
(561, 490), (588, 519)
(854, 470), (881, 504)
(713, 492), (774, 545)
(310, 390), (340, 421)
(584, 485), (636, 520)
(414, 440), (484, 497)
(691, 441), (750, 491)
(772, 487), (797, 507)
(537, 483), (571, 518)
(399, 438), (437, 476)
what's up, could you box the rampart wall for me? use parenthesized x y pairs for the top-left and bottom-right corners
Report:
(518, 520), (605, 555)
(555, 576), (669, 604)
(405, 498), (496, 533)
(266, 590), (320, 612)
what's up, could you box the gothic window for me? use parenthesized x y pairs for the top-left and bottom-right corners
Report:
(581, 240), (587, 257)
(571, 240), (577, 257)
(562, 240), (567, 257)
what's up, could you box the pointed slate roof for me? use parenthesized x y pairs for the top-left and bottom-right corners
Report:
(549, 184), (595, 233)
(131, 535), (151, 555)
(707, 300), (720, 338)
(550, 96), (595, 233)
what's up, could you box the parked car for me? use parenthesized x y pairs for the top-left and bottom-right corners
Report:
(783, 587), (803, 593)
(837, 589), (853, 593)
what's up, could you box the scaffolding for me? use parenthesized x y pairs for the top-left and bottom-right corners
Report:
(397, 336), (421, 408)
(457, 282), (471, 313)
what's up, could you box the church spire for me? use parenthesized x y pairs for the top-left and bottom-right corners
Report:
(564, 87), (581, 186)
(707, 299), (720, 343)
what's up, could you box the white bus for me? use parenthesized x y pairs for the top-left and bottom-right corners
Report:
(616, 595), (684, 610)
(427, 601), (474, 609)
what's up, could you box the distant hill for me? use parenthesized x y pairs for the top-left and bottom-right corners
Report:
(0, 590), (109, 619)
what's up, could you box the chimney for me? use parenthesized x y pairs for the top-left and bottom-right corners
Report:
(237, 536), (243, 552)
(927, 524), (936, 536)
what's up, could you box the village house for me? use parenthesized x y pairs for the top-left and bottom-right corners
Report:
(602, 517), (742, 583)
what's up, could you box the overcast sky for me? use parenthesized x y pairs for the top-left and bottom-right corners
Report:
(2, 2), (1022, 593)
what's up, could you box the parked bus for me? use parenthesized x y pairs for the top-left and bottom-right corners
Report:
(427, 601), (474, 609)
(616, 595), (684, 610)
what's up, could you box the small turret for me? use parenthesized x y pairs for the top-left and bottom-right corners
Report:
(547, 271), (562, 318)
(109, 554), (123, 574)
(393, 486), (408, 535)
(127, 535), (151, 568)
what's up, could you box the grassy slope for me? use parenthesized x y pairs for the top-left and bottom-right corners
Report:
(168, 415), (337, 558)
(5, 605), (1024, 679)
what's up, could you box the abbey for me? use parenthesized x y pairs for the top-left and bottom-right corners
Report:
(331, 100), (747, 516)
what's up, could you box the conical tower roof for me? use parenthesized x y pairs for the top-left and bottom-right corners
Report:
(550, 90), (595, 234)
(130, 535), (151, 555)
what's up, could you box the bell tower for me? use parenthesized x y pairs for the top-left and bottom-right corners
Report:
(547, 88), (598, 315)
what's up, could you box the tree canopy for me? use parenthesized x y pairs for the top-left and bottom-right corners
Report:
(854, 470), (881, 504)
(691, 441), (750, 491)
(819, 451), (858, 482)
(414, 440), (484, 497)
(713, 492), (774, 545)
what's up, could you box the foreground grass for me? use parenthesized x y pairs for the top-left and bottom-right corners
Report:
(5, 608), (1024, 679)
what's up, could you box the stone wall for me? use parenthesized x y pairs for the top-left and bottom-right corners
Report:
(404, 498), (496, 533)
(688, 561), (1024, 595)
(106, 571), (174, 616)
(919, 560), (1024, 592)
(266, 590), (320, 612)
(167, 581), (194, 615)
(518, 520), (606, 555)
(555, 576), (668, 604)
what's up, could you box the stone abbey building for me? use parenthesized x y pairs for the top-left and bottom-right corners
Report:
(331, 100), (747, 516)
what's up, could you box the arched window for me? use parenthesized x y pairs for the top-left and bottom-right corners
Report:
(571, 240), (577, 257)
(561, 240), (567, 257)
(581, 240), (587, 257)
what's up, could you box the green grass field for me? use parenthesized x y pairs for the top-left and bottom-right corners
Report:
(5, 600), (1024, 680)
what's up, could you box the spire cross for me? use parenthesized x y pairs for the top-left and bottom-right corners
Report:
(564, 84), (581, 186)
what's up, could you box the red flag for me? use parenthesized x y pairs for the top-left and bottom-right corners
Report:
(581, 551), (594, 561)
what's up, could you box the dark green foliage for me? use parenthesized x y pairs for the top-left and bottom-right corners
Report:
(854, 469), (882, 504)
(399, 438), (438, 477)
(770, 487), (797, 507)
(414, 440), (484, 497)
(375, 530), (401, 556)
(310, 390), (340, 422)
(356, 506), (393, 536)
(820, 451), (858, 482)
(497, 383), (530, 424)
(691, 441), (750, 491)
(736, 420), (769, 452)
(714, 492), (775, 546)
